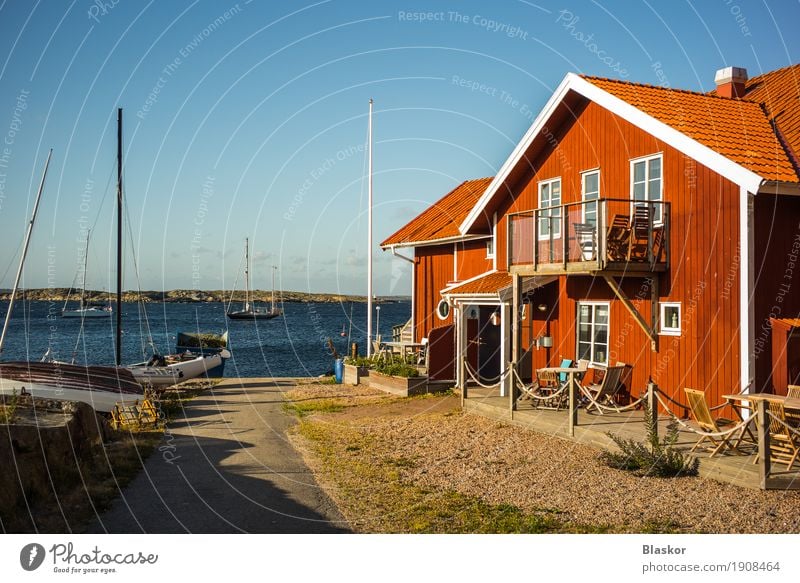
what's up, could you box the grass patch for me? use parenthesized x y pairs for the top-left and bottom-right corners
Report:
(284, 400), (345, 417)
(295, 417), (588, 533)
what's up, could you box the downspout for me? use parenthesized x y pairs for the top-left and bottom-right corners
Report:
(390, 245), (415, 341)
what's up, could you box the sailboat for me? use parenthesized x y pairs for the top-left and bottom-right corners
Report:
(96, 109), (228, 386)
(227, 238), (282, 320)
(0, 150), (145, 413)
(61, 229), (112, 318)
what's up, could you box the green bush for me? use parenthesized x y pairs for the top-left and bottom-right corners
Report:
(599, 406), (699, 477)
(374, 361), (419, 378)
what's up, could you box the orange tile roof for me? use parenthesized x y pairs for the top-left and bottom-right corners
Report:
(444, 271), (511, 295)
(739, 64), (800, 171)
(380, 177), (493, 247)
(584, 75), (799, 183)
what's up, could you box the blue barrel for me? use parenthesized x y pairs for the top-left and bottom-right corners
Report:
(334, 358), (344, 384)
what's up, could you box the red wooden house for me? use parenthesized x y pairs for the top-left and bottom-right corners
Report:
(381, 64), (800, 411)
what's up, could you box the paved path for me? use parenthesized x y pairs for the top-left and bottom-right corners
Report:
(87, 378), (349, 533)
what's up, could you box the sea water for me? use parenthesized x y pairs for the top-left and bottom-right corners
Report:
(0, 300), (410, 378)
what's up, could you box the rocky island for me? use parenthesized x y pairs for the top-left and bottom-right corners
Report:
(0, 288), (409, 304)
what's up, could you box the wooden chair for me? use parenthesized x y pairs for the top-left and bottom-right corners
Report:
(583, 364), (626, 414)
(684, 388), (736, 457)
(627, 205), (653, 261)
(605, 214), (630, 261)
(787, 385), (800, 427)
(516, 369), (562, 409)
(765, 401), (800, 470)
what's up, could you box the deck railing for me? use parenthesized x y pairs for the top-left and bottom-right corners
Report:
(508, 199), (670, 272)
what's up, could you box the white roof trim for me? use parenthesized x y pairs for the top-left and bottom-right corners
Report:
(380, 234), (490, 251)
(460, 72), (765, 234)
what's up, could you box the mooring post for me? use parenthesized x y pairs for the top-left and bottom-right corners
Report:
(351, 343), (358, 360)
(647, 379), (658, 438)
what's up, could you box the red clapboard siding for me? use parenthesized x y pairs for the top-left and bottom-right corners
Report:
(492, 99), (742, 413)
(414, 244), (455, 343)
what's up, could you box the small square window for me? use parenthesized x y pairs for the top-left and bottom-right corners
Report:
(486, 238), (495, 258)
(660, 302), (681, 336)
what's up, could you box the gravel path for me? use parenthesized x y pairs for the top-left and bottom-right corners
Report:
(289, 383), (800, 533)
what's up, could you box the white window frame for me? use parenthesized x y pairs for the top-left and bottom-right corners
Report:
(576, 301), (610, 366)
(630, 153), (663, 225)
(581, 169), (600, 225)
(537, 177), (562, 241)
(659, 302), (681, 336)
(486, 238), (495, 259)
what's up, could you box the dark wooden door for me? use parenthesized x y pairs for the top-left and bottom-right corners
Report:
(478, 306), (501, 381)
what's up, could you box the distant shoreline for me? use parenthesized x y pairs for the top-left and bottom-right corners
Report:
(0, 288), (410, 304)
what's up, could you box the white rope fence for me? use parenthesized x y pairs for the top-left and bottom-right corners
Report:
(464, 361), (511, 389)
(577, 384), (646, 413)
(652, 390), (754, 438)
(511, 366), (571, 404)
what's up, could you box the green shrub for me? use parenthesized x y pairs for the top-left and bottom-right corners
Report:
(375, 361), (419, 378)
(599, 406), (699, 477)
(0, 390), (19, 424)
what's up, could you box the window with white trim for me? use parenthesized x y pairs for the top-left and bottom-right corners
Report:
(538, 178), (561, 240)
(631, 154), (663, 224)
(486, 238), (494, 259)
(582, 170), (600, 226)
(577, 302), (609, 365)
(659, 302), (681, 336)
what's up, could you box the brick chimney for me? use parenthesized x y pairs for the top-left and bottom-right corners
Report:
(714, 66), (748, 98)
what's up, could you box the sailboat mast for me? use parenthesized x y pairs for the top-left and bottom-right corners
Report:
(80, 229), (90, 309)
(115, 108), (123, 366)
(244, 238), (250, 311)
(271, 265), (276, 311)
(366, 98), (373, 357)
(0, 149), (52, 354)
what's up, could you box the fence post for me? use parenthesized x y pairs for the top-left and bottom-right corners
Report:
(757, 399), (770, 489)
(568, 372), (578, 437)
(647, 379), (658, 439)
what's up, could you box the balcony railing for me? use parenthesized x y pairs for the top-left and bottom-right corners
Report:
(508, 199), (670, 274)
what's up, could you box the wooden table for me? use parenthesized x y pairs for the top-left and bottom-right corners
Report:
(382, 341), (425, 360)
(539, 366), (584, 436)
(722, 393), (800, 446)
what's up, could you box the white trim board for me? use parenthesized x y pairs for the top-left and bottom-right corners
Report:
(460, 72), (764, 234)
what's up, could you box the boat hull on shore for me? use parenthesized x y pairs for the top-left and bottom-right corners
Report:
(126, 350), (229, 387)
(0, 361), (144, 413)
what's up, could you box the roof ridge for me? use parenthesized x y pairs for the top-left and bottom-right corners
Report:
(581, 74), (748, 102)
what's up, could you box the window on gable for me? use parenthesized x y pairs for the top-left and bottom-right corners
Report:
(577, 302), (609, 365)
(538, 178), (561, 240)
(631, 154), (663, 224)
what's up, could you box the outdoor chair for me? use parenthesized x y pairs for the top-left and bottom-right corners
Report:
(517, 364), (570, 410)
(573, 223), (597, 261)
(764, 401), (800, 470)
(627, 205), (653, 261)
(684, 388), (737, 457)
(583, 363), (626, 414)
(785, 385), (800, 428)
(605, 214), (630, 261)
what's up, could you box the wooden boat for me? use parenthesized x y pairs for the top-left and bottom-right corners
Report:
(227, 238), (282, 320)
(0, 361), (143, 413)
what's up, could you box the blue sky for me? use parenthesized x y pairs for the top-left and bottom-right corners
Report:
(0, 0), (798, 295)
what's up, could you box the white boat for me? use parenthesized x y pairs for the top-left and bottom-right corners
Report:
(227, 238), (282, 320)
(0, 150), (145, 413)
(126, 350), (230, 388)
(62, 229), (112, 319)
(62, 305), (112, 319)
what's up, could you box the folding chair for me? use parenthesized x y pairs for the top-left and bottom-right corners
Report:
(584, 364), (626, 414)
(684, 388), (737, 457)
(765, 401), (800, 470)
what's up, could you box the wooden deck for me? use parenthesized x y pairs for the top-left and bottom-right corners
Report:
(462, 386), (800, 490)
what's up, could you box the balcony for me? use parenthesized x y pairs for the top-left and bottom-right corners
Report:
(508, 199), (670, 276)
